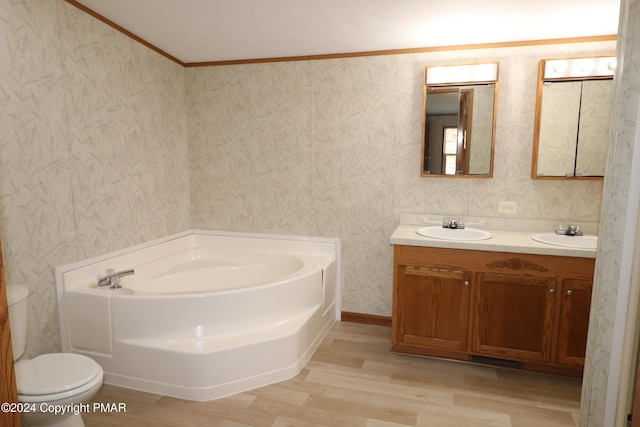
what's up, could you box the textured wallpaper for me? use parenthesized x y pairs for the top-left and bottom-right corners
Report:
(582, 0), (640, 424)
(0, 0), (74, 357)
(188, 41), (615, 317)
(0, 0), (190, 357)
(59, 4), (191, 259)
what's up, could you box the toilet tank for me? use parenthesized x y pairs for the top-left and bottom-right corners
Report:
(6, 284), (29, 360)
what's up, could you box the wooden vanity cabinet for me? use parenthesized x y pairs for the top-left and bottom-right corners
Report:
(393, 265), (472, 354)
(556, 278), (593, 367)
(472, 272), (556, 363)
(392, 245), (595, 376)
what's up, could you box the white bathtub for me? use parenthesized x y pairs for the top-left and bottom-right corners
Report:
(55, 230), (340, 401)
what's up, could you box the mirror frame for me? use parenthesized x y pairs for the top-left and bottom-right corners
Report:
(421, 62), (499, 178)
(531, 56), (616, 180)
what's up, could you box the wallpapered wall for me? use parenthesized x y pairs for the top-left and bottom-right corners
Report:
(0, 0), (615, 362)
(0, 0), (191, 357)
(583, 0), (640, 423)
(187, 41), (614, 318)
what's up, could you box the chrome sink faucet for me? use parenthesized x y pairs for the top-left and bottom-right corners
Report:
(556, 225), (583, 236)
(97, 268), (135, 289)
(443, 218), (465, 229)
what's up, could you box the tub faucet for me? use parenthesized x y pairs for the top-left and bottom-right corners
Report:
(97, 268), (135, 289)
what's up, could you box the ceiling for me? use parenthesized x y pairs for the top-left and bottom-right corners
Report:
(72, 0), (620, 65)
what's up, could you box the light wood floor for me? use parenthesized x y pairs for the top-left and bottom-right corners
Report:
(83, 322), (581, 426)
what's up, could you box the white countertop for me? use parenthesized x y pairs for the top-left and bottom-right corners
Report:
(390, 224), (597, 258)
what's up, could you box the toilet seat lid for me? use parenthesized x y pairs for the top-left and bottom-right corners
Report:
(16, 353), (101, 396)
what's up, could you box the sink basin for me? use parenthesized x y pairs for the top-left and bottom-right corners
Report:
(416, 226), (493, 241)
(531, 233), (598, 249)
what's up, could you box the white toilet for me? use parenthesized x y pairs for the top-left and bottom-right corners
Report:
(7, 284), (103, 427)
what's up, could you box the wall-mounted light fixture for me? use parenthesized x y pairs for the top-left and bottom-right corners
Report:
(426, 62), (499, 85)
(543, 56), (616, 80)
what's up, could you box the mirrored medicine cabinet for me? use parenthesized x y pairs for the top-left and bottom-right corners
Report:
(421, 62), (499, 177)
(532, 56), (616, 179)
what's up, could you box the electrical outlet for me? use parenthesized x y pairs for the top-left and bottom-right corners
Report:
(498, 201), (518, 215)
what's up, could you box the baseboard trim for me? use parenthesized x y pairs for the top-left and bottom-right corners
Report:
(341, 311), (392, 327)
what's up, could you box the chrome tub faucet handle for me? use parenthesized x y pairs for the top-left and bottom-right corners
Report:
(97, 268), (135, 289)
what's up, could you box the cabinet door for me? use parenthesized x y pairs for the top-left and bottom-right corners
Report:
(394, 266), (471, 352)
(473, 273), (556, 362)
(556, 278), (592, 367)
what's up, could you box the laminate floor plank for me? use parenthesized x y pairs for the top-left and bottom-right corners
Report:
(82, 322), (581, 427)
(416, 404), (513, 427)
(453, 394), (577, 427)
(303, 393), (418, 425)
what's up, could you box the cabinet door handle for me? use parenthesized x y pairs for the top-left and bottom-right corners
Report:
(464, 281), (470, 287)
(549, 288), (556, 295)
(567, 289), (573, 296)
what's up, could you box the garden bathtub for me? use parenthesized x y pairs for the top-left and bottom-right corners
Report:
(55, 230), (340, 401)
